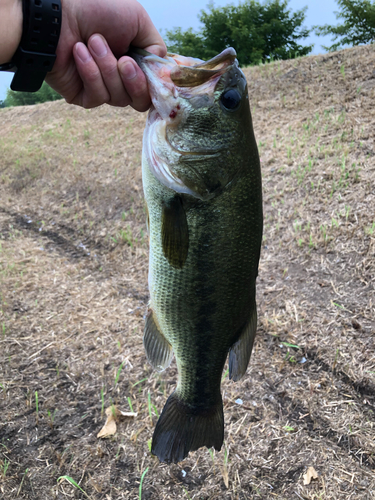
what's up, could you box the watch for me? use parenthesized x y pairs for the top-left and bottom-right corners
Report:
(0, 0), (61, 92)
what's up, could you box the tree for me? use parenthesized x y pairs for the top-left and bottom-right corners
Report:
(314, 0), (375, 52)
(165, 0), (313, 66)
(165, 27), (207, 60)
(5, 82), (63, 107)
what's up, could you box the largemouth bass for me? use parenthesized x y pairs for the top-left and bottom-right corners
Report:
(132, 47), (263, 463)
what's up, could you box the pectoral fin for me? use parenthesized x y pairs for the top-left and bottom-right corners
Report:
(144, 309), (173, 372)
(229, 306), (257, 381)
(162, 196), (189, 269)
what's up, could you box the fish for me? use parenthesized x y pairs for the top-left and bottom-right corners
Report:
(131, 47), (263, 463)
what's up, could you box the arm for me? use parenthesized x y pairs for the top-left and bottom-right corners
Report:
(0, 0), (22, 65)
(0, 0), (166, 110)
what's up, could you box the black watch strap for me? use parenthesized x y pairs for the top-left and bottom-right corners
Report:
(10, 0), (62, 92)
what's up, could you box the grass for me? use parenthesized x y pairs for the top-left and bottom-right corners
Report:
(58, 475), (90, 499)
(17, 468), (29, 496)
(114, 361), (125, 386)
(0, 42), (374, 500)
(208, 448), (215, 467)
(127, 396), (134, 413)
(284, 425), (295, 433)
(182, 487), (193, 499)
(148, 392), (159, 424)
(139, 467), (149, 500)
(132, 377), (148, 389)
(281, 342), (300, 349)
(1, 458), (10, 477)
(47, 409), (57, 429)
(221, 367), (229, 382)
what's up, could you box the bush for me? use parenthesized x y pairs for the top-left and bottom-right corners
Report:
(5, 81), (63, 107)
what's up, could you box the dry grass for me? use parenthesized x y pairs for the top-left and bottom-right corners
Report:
(0, 44), (374, 499)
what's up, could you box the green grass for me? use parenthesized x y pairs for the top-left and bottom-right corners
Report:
(47, 409), (57, 429)
(132, 377), (148, 389)
(17, 468), (29, 496)
(58, 476), (90, 498)
(148, 392), (159, 423)
(208, 448), (215, 468)
(1, 459), (10, 477)
(114, 361), (125, 386)
(221, 367), (229, 382)
(365, 222), (375, 235)
(284, 425), (295, 432)
(183, 487), (193, 499)
(127, 396), (134, 413)
(281, 342), (300, 349)
(139, 467), (149, 500)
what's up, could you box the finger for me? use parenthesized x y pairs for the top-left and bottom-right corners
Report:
(130, 6), (167, 59)
(88, 35), (131, 107)
(143, 43), (168, 58)
(118, 56), (151, 112)
(73, 42), (110, 108)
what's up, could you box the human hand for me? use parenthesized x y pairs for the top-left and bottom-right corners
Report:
(46, 0), (166, 110)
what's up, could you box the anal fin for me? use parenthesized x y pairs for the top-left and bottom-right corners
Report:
(229, 305), (257, 382)
(144, 309), (173, 372)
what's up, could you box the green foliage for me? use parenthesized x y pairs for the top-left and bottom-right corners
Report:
(165, 0), (313, 66)
(165, 27), (207, 60)
(5, 81), (63, 107)
(314, 0), (375, 51)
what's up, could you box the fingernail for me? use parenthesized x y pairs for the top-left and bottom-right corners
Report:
(90, 35), (107, 58)
(75, 43), (92, 63)
(120, 61), (137, 80)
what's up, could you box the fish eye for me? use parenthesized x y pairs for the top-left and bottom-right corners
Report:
(220, 89), (241, 110)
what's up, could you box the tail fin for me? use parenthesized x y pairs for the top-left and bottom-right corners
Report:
(151, 392), (224, 463)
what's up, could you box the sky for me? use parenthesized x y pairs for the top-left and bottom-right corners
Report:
(0, 0), (340, 101)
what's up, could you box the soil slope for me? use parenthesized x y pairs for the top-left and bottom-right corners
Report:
(0, 44), (374, 499)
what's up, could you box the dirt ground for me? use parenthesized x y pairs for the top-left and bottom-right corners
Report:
(0, 44), (374, 499)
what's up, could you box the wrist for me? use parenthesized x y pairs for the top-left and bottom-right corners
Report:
(0, 0), (23, 65)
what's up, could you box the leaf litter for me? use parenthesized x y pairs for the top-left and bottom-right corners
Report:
(303, 466), (319, 485)
(97, 405), (137, 438)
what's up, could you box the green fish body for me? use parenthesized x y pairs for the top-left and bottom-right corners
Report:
(132, 48), (263, 463)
